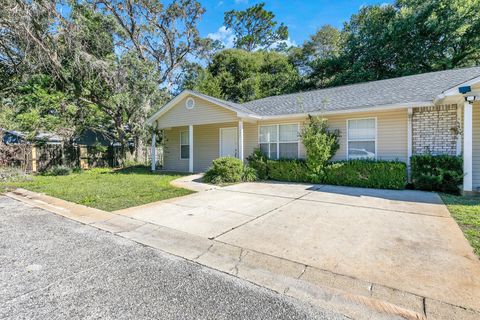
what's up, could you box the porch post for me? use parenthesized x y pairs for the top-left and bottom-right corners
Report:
(463, 99), (473, 192)
(189, 125), (193, 173)
(238, 119), (244, 162)
(151, 127), (156, 172)
(407, 107), (413, 180)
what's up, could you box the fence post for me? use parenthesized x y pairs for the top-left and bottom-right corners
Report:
(79, 145), (89, 169)
(31, 146), (37, 173)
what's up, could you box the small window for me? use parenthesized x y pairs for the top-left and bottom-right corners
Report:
(180, 131), (189, 159)
(259, 124), (299, 159)
(347, 118), (376, 159)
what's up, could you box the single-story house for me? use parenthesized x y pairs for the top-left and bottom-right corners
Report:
(147, 66), (480, 193)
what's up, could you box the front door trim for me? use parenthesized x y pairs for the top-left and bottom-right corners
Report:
(219, 127), (238, 158)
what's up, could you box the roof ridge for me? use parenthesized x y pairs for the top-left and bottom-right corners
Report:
(241, 65), (480, 106)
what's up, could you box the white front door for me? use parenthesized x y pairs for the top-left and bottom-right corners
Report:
(220, 127), (238, 158)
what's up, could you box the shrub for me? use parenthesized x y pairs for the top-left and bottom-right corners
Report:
(323, 160), (407, 190)
(0, 167), (32, 182)
(411, 155), (463, 193)
(300, 115), (340, 176)
(203, 157), (245, 184)
(246, 149), (268, 179)
(242, 166), (258, 182)
(266, 159), (309, 182)
(43, 165), (72, 176)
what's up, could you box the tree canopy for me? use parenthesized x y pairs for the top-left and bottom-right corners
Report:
(1, 0), (479, 161)
(190, 49), (300, 103)
(224, 2), (289, 52)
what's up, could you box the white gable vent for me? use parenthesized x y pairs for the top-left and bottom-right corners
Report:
(186, 97), (195, 110)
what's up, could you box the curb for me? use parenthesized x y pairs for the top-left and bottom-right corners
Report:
(5, 188), (480, 320)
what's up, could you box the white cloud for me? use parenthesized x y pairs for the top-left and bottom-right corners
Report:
(270, 37), (297, 50)
(207, 27), (298, 51)
(207, 26), (236, 49)
(235, 0), (248, 4)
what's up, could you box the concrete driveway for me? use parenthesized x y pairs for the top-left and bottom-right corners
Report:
(1, 196), (345, 320)
(116, 181), (480, 315)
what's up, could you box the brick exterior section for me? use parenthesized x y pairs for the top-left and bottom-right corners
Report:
(412, 104), (460, 156)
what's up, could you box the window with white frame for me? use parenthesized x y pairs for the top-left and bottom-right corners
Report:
(259, 124), (299, 159)
(180, 131), (189, 159)
(347, 118), (376, 159)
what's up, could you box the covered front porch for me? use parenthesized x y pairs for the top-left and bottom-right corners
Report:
(150, 120), (248, 173)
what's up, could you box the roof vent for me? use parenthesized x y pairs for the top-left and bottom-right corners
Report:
(186, 97), (195, 110)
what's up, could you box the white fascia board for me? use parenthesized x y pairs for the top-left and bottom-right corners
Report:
(441, 76), (480, 97)
(257, 101), (434, 120)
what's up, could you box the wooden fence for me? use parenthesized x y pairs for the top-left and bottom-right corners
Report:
(1, 143), (163, 172)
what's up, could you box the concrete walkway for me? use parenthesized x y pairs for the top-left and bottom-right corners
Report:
(6, 177), (480, 320)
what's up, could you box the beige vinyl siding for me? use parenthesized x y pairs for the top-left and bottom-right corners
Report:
(472, 102), (480, 190)
(326, 109), (408, 162)
(156, 95), (238, 129)
(193, 122), (237, 172)
(163, 126), (189, 172)
(163, 122), (238, 172)
(161, 108), (408, 172)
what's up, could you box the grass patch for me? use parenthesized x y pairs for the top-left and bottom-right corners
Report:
(0, 166), (193, 211)
(441, 193), (480, 256)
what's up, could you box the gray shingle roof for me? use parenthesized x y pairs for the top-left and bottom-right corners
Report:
(189, 90), (255, 115)
(240, 66), (480, 116)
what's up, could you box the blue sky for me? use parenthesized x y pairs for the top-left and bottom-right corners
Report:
(199, 0), (391, 47)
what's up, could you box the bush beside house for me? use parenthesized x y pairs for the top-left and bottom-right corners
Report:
(203, 157), (258, 184)
(323, 160), (407, 190)
(205, 117), (461, 193)
(411, 154), (463, 193)
(249, 154), (407, 190)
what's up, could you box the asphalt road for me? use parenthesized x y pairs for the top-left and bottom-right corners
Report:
(0, 196), (347, 320)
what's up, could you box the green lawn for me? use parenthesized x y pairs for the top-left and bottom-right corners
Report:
(0, 166), (193, 211)
(441, 193), (480, 256)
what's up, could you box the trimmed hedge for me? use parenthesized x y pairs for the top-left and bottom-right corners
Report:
(266, 159), (309, 182)
(248, 151), (407, 189)
(323, 160), (407, 190)
(411, 154), (463, 193)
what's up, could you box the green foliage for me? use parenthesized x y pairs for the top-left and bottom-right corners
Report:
(224, 2), (289, 51)
(411, 155), (463, 193)
(323, 160), (407, 190)
(251, 152), (407, 189)
(42, 165), (73, 176)
(441, 193), (480, 256)
(266, 159), (309, 182)
(300, 115), (340, 180)
(204, 157), (245, 184)
(1, 75), (77, 139)
(242, 166), (259, 182)
(299, 0), (480, 88)
(0, 167), (32, 183)
(246, 149), (268, 179)
(194, 49), (300, 103)
(0, 167), (192, 211)
(204, 157), (259, 184)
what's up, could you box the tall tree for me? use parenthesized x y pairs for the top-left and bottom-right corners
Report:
(303, 0), (480, 88)
(92, 0), (215, 86)
(224, 2), (288, 52)
(0, 0), (212, 160)
(193, 49), (300, 103)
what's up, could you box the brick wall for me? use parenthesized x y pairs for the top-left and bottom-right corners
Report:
(412, 104), (460, 155)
